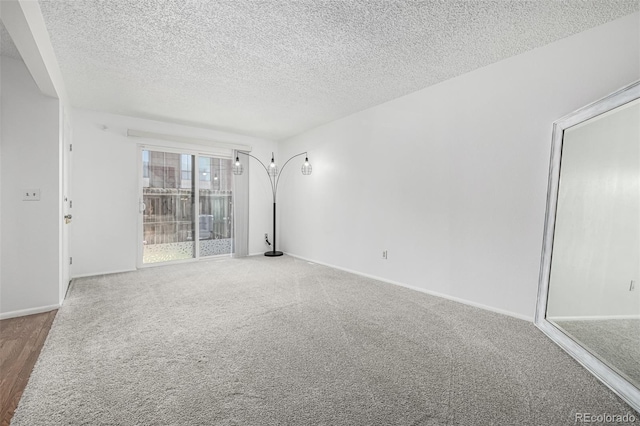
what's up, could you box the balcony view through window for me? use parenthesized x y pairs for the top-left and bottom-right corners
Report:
(142, 150), (233, 264)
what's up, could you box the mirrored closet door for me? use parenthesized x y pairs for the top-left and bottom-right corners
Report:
(536, 81), (640, 413)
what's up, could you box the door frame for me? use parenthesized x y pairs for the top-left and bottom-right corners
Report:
(59, 105), (72, 304)
(136, 143), (233, 269)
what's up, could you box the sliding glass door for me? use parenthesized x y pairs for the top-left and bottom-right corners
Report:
(140, 148), (233, 265)
(198, 156), (233, 257)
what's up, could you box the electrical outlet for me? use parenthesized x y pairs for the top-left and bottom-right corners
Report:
(382, 250), (388, 259)
(23, 189), (41, 201)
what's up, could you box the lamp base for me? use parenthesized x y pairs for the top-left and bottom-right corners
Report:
(264, 250), (283, 257)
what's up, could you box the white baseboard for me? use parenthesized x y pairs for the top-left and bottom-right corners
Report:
(0, 304), (60, 320)
(286, 253), (533, 322)
(549, 314), (640, 322)
(71, 268), (136, 279)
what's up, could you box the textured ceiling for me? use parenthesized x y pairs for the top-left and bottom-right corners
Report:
(38, 0), (638, 140)
(0, 21), (23, 61)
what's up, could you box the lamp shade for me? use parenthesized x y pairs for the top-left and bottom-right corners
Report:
(232, 156), (244, 175)
(301, 157), (312, 175)
(268, 154), (278, 177)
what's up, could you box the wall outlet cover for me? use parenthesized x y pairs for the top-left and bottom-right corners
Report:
(23, 189), (41, 201)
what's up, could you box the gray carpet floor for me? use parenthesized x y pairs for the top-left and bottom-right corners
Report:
(554, 319), (640, 390)
(12, 255), (638, 425)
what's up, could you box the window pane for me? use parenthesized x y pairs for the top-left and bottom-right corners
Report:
(180, 154), (192, 188)
(199, 157), (211, 182)
(199, 156), (233, 257)
(142, 151), (195, 263)
(142, 150), (150, 178)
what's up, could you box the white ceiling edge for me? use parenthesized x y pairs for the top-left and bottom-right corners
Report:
(1, 0), (67, 103)
(37, 1), (640, 141)
(279, 12), (640, 141)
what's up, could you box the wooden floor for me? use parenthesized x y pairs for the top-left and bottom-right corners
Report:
(0, 310), (57, 426)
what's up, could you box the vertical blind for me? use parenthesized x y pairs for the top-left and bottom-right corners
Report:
(232, 150), (250, 257)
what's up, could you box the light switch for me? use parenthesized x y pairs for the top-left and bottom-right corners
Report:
(23, 189), (41, 201)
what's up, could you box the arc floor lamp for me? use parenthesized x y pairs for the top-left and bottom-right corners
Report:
(233, 151), (312, 257)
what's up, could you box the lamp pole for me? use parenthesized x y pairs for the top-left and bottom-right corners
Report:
(234, 151), (312, 257)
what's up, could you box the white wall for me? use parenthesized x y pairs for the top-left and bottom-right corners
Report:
(0, 56), (60, 318)
(547, 100), (640, 318)
(70, 108), (277, 277)
(278, 13), (640, 320)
